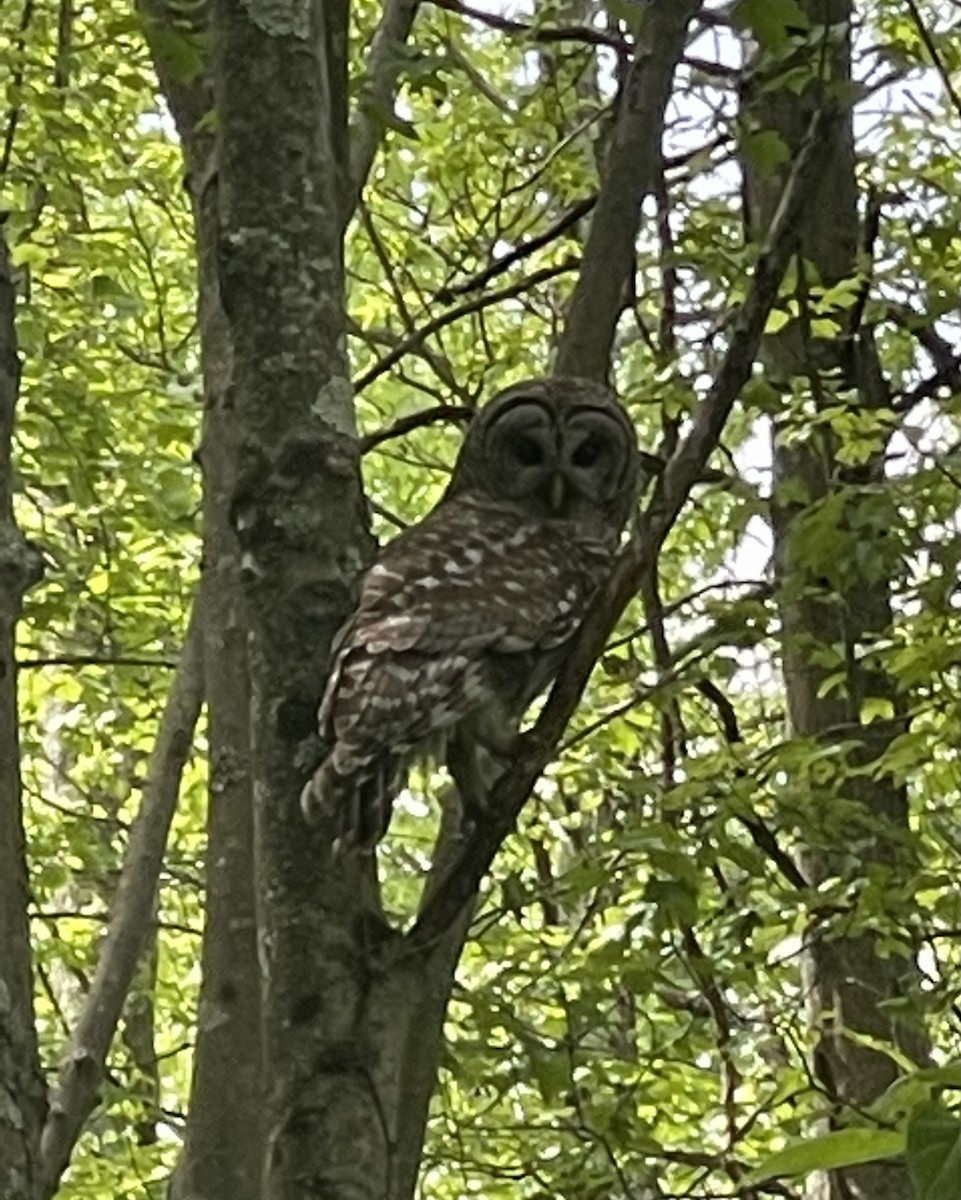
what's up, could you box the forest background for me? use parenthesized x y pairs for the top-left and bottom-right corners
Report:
(0, 1), (958, 1198)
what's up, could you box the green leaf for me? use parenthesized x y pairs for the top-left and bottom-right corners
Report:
(743, 129), (791, 177)
(744, 1129), (905, 1185)
(816, 670), (848, 699)
(907, 1102), (961, 1200)
(817, 275), (865, 311)
(734, 0), (810, 50)
(860, 697), (895, 723)
(741, 374), (782, 412)
(874, 1062), (961, 1122)
(149, 24), (206, 85)
(643, 878), (699, 928)
(765, 308), (792, 333)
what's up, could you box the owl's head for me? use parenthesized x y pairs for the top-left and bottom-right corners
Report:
(447, 378), (642, 534)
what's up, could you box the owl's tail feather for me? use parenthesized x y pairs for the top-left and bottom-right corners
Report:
(300, 751), (398, 851)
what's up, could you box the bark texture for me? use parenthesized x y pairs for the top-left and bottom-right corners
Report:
(209, 1), (398, 1195)
(0, 215), (45, 1200)
(210, 0), (481, 1186)
(146, 0), (455, 1191)
(740, 4), (930, 1196)
(140, 5), (267, 1193)
(177, 158), (265, 1200)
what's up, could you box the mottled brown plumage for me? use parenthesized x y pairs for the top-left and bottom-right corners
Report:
(302, 377), (642, 846)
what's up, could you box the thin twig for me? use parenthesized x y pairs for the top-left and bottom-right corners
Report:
(352, 260), (579, 392)
(640, 569), (684, 786)
(0, 0), (35, 178)
(904, 0), (961, 121)
(694, 678), (809, 893)
(428, 0), (631, 53)
(18, 654), (179, 670)
(360, 405), (475, 455)
(891, 358), (961, 412)
(436, 196), (596, 303)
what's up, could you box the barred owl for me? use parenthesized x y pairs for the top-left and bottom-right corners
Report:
(302, 377), (641, 847)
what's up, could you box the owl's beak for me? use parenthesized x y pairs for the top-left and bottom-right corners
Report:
(549, 472), (566, 512)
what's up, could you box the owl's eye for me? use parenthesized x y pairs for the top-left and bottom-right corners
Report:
(571, 435), (604, 468)
(513, 436), (545, 466)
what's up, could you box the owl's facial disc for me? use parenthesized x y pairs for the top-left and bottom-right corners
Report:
(455, 383), (639, 528)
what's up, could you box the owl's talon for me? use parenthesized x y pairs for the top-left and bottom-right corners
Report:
(300, 778), (318, 823)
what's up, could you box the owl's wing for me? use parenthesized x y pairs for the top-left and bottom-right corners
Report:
(346, 497), (610, 660)
(310, 497), (614, 843)
(314, 496), (610, 805)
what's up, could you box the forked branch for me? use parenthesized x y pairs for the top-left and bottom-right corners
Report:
(411, 106), (838, 948)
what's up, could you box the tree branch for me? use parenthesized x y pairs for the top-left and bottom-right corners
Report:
(359, 404), (474, 455)
(428, 0), (631, 53)
(17, 654), (179, 669)
(553, 0), (702, 380)
(0, 0), (35, 179)
(352, 259), (578, 391)
(694, 678), (809, 892)
(904, 0), (961, 122)
(891, 357), (961, 412)
(436, 195), (597, 303)
(345, 0), (422, 225)
(1, 185), (47, 1200)
(39, 600), (203, 1196)
(410, 105), (837, 947)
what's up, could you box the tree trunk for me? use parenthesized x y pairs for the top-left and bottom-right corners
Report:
(0, 221), (46, 1200)
(139, 8), (268, 1194)
(554, 0), (701, 380)
(740, 4), (931, 1196)
(176, 164), (265, 1200)
(209, 1), (407, 1194)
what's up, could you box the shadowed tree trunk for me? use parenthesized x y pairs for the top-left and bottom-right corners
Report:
(0, 221), (46, 1200)
(739, 4), (931, 1197)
